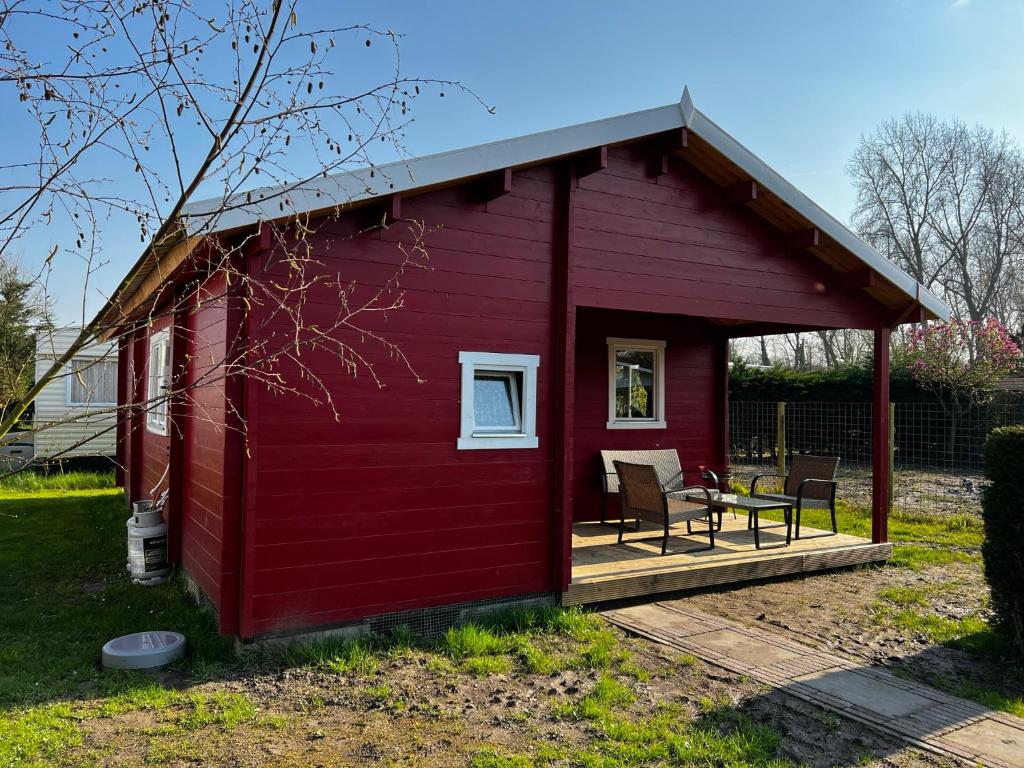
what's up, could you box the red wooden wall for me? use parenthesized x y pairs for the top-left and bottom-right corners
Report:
(571, 307), (723, 522)
(178, 272), (244, 634)
(571, 145), (883, 329)
(237, 167), (562, 636)
(116, 138), (900, 637)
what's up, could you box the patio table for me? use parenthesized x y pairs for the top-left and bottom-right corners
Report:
(685, 492), (793, 550)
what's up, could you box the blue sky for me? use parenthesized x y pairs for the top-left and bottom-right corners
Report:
(15, 0), (1024, 323)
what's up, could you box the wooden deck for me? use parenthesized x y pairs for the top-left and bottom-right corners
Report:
(564, 515), (891, 606)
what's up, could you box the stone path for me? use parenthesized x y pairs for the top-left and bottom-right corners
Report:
(604, 602), (1024, 767)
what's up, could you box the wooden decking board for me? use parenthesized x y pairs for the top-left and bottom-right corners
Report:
(565, 518), (890, 605)
(604, 604), (1024, 768)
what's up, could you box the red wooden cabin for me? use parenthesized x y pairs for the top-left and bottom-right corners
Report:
(101, 89), (948, 638)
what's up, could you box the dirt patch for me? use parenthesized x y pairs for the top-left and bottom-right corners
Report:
(69, 627), (954, 767)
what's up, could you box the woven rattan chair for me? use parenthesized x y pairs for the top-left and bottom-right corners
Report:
(613, 460), (715, 555)
(751, 455), (840, 539)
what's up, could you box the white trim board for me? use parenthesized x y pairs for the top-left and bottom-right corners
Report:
(457, 351), (540, 450)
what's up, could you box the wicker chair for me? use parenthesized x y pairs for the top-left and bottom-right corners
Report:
(613, 460), (715, 555)
(751, 455), (840, 539)
(599, 449), (692, 529)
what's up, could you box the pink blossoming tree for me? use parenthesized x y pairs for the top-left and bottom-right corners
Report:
(905, 318), (1023, 456)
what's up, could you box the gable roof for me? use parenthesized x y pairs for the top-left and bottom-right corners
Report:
(96, 87), (950, 331)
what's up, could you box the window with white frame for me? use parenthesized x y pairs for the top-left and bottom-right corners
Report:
(458, 351), (539, 450)
(67, 357), (117, 406)
(146, 329), (172, 435)
(606, 337), (666, 429)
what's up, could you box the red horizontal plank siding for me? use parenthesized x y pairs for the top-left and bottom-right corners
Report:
(179, 271), (244, 634)
(571, 147), (884, 329)
(242, 169), (559, 636)
(572, 307), (721, 522)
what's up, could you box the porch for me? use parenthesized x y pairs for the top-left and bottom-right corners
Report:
(564, 516), (891, 606)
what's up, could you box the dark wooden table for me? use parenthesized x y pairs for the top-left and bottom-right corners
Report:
(686, 492), (793, 550)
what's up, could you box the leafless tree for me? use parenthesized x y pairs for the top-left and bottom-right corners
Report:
(849, 112), (953, 292)
(849, 112), (1024, 331)
(0, 0), (488, 473)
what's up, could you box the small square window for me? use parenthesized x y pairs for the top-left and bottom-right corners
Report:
(607, 338), (666, 430)
(458, 352), (539, 450)
(473, 371), (522, 434)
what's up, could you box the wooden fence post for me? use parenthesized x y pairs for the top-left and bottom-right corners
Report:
(776, 401), (786, 476)
(888, 402), (895, 509)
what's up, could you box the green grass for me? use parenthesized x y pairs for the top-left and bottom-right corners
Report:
(505, 673), (791, 768)
(877, 585), (930, 607)
(873, 605), (992, 647)
(0, 704), (83, 768)
(889, 545), (981, 571)
(177, 692), (258, 731)
(0, 489), (235, 710)
(0, 469), (116, 494)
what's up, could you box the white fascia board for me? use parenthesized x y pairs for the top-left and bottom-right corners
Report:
(180, 104), (685, 237)
(681, 100), (950, 322)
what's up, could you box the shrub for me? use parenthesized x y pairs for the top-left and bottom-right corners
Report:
(981, 426), (1024, 655)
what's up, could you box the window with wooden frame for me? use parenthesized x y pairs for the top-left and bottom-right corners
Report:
(145, 329), (172, 435)
(606, 337), (666, 429)
(457, 351), (540, 450)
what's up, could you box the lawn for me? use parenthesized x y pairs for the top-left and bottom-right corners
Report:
(0, 472), (1015, 767)
(0, 474), (810, 767)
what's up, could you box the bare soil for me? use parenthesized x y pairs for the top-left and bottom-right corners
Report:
(74, 627), (955, 768)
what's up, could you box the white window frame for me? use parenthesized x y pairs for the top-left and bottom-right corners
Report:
(66, 357), (117, 406)
(146, 329), (172, 436)
(606, 337), (666, 430)
(458, 351), (540, 450)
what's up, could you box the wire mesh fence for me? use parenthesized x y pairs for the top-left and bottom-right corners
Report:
(728, 400), (1024, 518)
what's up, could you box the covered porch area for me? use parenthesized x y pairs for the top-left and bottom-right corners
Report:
(558, 305), (899, 606)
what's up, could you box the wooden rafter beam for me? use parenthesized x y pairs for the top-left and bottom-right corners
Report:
(576, 145), (608, 178)
(646, 152), (670, 178)
(836, 268), (875, 291)
(644, 129), (689, 178)
(889, 301), (924, 326)
(662, 127), (688, 152)
(727, 180), (758, 204)
(480, 168), (513, 201)
(361, 194), (402, 230)
(786, 227), (820, 250)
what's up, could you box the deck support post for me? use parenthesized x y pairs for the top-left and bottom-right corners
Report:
(872, 326), (891, 544)
(714, 334), (730, 488)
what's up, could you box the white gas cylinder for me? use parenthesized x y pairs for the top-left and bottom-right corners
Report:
(127, 501), (169, 585)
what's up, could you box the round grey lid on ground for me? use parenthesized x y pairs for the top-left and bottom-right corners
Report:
(101, 631), (186, 670)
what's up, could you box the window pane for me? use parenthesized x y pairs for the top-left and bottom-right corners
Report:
(70, 358), (116, 404)
(474, 374), (517, 429)
(614, 350), (655, 419)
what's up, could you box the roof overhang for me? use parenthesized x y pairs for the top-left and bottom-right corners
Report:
(91, 87), (950, 334)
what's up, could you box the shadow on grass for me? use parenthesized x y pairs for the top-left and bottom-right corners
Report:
(0, 489), (236, 710)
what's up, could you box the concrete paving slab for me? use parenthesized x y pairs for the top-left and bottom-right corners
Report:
(690, 628), (800, 666)
(944, 719), (1024, 767)
(614, 604), (702, 632)
(794, 668), (934, 719)
(606, 603), (1024, 767)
